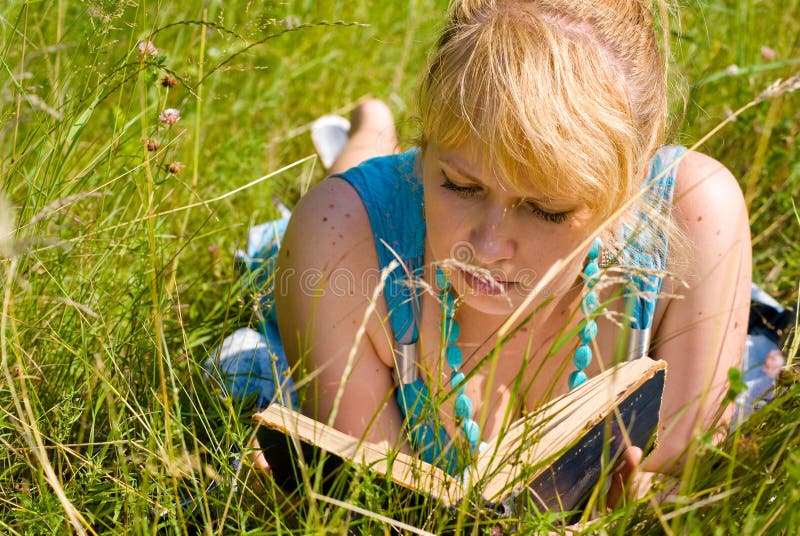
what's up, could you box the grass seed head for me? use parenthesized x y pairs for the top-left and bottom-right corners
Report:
(0, 194), (16, 258)
(165, 161), (185, 174)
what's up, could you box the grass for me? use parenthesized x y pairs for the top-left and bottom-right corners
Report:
(1, 0), (799, 533)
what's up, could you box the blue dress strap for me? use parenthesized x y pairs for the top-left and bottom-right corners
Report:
(622, 145), (686, 341)
(334, 150), (425, 345)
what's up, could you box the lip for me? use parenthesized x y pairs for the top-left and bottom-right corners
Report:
(459, 268), (512, 296)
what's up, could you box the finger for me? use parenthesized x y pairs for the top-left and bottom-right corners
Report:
(247, 436), (272, 473)
(607, 446), (643, 508)
(243, 436), (274, 496)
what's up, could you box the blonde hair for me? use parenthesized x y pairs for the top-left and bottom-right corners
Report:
(419, 0), (671, 226)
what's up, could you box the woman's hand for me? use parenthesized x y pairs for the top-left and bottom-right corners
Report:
(247, 436), (271, 474)
(607, 446), (644, 508)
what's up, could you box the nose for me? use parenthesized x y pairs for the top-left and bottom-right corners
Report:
(469, 203), (515, 266)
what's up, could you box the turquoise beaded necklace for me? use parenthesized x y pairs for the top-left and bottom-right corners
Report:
(435, 237), (602, 452)
(435, 266), (487, 456)
(569, 237), (602, 389)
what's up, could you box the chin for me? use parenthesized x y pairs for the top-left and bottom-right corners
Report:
(458, 292), (519, 316)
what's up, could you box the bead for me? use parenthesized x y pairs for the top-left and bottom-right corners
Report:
(462, 419), (480, 445)
(447, 321), (461, 342)
(446, 345), (463, 369)
(573, 344), (592, 369)
(442, 291), (456, 315)
(568, 370), (588, 389)
(455, 394), (474, 419)
(565, 238), (603, 392)
(450, 371), (466, 394)
(583, 261), (600, 287)
(588, 237), (602, 260)
(580, 290), (599, 315)
(441, 317), (453, 337)
(436, 267), (449, 289)
(580, 319), (598, 343)
(583, 261), (599, 278)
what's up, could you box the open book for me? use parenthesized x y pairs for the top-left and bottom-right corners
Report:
(254, 357), (665, 515)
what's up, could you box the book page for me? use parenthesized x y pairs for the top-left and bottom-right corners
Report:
(473, 358), (665, 503)
(254, 404), (464, 506)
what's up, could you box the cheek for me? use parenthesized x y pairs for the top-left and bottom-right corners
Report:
(513, 221), (596, 293)
(423, 193), (472, 257)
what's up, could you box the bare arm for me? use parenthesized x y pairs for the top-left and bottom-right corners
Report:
(274, 177), (407, 449)
(645, 150), (752, 473)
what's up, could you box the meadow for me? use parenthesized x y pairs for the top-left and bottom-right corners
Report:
(1, 0), (799, 533)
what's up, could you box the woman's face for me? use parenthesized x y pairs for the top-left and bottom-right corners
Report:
(422, 140), (596, 316)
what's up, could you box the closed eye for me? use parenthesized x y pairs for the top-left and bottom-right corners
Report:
(441, 169), (571, 224)
(440, 173), (481, 197)
(524, 202), (570, 224)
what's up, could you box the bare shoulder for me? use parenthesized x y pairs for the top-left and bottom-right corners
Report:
(667, 149), (750, 283)
(275, 176), (395, 369)
(658, 148), (751, 311)
(278, 176), (375, 283)
(672, 149), (746, 229)
(274, 176), (405, 442)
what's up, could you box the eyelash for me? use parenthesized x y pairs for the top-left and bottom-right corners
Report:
(440, 174), (570, 224)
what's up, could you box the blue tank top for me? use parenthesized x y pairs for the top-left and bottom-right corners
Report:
(335, 146), (686, 474)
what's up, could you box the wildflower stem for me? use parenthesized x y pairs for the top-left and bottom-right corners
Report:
(136, 18), (180, 526)
(168, 8), (207, 296)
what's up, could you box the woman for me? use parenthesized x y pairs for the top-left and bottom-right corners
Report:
(258, 0), (751, 504)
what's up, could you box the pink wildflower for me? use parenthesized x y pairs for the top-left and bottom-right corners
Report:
(760, 46), (777, 61)
(138, 40), (158, 57)
(158, 108), (181, 125)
